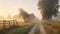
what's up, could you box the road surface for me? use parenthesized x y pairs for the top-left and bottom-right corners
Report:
(28, 20), (46, 34)
(28, 22), (39, 34)
(40, 22), (46, 34)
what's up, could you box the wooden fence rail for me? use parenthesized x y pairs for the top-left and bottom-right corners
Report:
(0, 20), (18, 29)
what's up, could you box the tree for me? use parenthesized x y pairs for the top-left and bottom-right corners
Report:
(19, 8), (29, 22)
(38, 0), (59, 20)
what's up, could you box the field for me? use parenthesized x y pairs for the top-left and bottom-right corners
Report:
(42, 20), (60, 34)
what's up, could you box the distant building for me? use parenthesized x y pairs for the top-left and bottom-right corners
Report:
(26, 14), (35, 23)
(29, 14), (35, 21)
(13, 13), (35, 23)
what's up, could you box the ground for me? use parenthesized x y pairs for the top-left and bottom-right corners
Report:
(0, 23), (34, 34)
(0, 20), (60, 34)
(42, 20), (60, 34)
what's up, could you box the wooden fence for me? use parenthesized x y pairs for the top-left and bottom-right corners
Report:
(0, 20), (18, 29)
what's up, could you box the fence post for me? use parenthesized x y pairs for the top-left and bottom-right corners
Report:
(9, 21), (10, 28)
(3, 20), (5, 29)
(15, 20), (18, 26)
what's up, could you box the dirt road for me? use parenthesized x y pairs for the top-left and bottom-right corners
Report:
(28, 20), (46, 34)
(40, 22), (46, 34)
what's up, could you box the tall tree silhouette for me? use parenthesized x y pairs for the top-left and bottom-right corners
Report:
(19, 8), (29, 22)
(38, 0), (59, 20)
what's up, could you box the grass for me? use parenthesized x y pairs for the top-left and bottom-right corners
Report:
(0, 23), (34, 34)
(42, 20), (60, 34)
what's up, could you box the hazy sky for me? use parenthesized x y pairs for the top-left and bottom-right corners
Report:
(0, 0), (42, 19)
(0, 0), (60, 19)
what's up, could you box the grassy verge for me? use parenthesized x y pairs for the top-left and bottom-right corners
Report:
(0, 23), (34, 34)
(42, 20), (60, 34)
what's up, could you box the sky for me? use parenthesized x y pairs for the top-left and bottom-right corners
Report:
(0, 0), (42, 19)
(0, 0), (60, 19)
